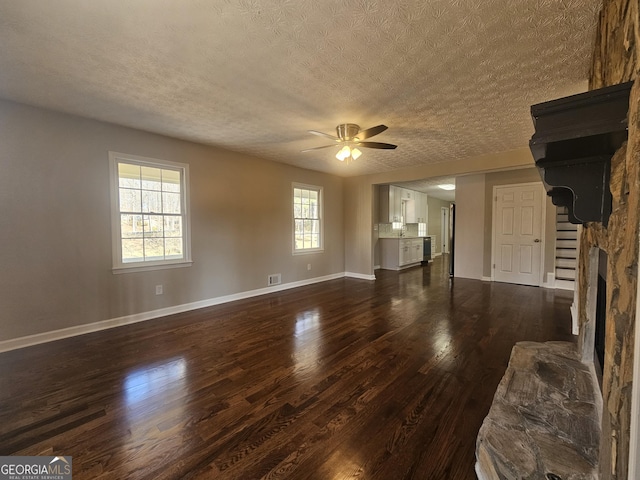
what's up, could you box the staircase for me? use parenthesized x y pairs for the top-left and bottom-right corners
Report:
(555, 206), (578, 290)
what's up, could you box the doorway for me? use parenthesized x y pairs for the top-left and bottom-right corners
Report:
(441, 206), (450, 254)
(492, 182), (545, 286)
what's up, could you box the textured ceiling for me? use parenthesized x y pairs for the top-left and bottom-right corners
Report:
(0, 0), (600, 177)
(397, 177), (457, 201)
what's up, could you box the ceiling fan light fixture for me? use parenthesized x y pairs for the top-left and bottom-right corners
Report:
(336, 145), (351, 161)
(304, 124), (396, 164)
(335, 145), (362, 163)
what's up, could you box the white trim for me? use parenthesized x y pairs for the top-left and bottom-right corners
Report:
(629, 231), (640, 478)
(109, 151), (192, 270)
(0, 272), (357, 353)
(542, 272), (555, 289)
(112, 260), (193, 274)
(345, 272), (376, 281)
(481, 276), (491, 282)
(292, 182), (324, 255)
(571, 224), (581, 334)
(491, 191), (496, 281)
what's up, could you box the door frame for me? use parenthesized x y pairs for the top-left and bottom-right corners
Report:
(490, 182), (546, 286)
(441, 206), (450, 254)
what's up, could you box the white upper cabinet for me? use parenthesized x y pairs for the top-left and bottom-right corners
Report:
(413, 192), (424, 224)
(379, 186), (428, 225)
(411, 192), (428, 224)
(379, 185), (402, 223)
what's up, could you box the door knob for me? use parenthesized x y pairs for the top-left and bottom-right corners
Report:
(534, 239), (541, 243)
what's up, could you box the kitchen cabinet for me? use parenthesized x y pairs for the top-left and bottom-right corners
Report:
(426, 235), (437, 256)
(379, 185), (402, 223)
(399, 188), (418, 223)
(409, 238), (423, 263)
(380, 185), (425, 224)
(379, 238), (423, 270)
(414, 192), (429, 224)
(399, 188), (414, 200)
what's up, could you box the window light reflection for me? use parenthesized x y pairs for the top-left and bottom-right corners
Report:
(294, 308), (321, 374)
(123, 357), (187, 407)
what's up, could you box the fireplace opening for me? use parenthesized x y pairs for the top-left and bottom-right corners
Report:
(594, 249), (607, 389)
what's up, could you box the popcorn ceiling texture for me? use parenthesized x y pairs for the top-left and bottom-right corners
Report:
(0, 0), (599, 176)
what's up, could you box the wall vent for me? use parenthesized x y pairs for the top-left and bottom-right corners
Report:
(268, 273), (281, 286)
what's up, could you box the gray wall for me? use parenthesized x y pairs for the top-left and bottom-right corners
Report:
(482, 169), (556, 280)
(453, 168), (556, 281)
(454, 174), (487, 279)
(0, 97), (556, 344)
(0, 99), (344, 342)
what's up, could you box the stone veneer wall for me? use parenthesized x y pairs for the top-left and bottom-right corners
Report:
(578, 0), (639, 478)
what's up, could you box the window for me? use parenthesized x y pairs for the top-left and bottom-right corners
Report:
(293, 184), (323, 253)
(109, 152), (191, 272)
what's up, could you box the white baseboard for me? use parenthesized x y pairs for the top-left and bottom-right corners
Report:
(542, 272), (555, 289)
(345, 272), (376, 281)
(0, 272), (359, 353)
(481, 276), (491, 282)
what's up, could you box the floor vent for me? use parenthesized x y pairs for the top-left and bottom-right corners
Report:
(268, 273), (281, 286)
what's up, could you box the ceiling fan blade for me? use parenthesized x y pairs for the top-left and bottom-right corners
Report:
(301, 144), (338, 152)
(356, 124), (388, 140)
(357, 141), (397, 149)
(308, 130), (340, 141)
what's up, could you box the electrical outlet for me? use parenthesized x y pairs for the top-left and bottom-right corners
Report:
(307, 263), (311, 271)
(268, 274), (281, 286)
(155, 285), (163, 295)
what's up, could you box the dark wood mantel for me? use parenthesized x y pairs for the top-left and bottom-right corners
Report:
(529, 81), (632, 226)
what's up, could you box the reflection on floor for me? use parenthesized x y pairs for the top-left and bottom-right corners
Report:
(0, 256), (574, 479)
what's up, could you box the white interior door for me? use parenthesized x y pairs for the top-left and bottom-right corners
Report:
(441, 207), (450, 254)
(493, 183), (544, 286)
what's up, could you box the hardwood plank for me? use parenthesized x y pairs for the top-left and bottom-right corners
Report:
(0, 256), (574, 479)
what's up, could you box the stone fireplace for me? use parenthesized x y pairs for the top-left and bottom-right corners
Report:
(576, 139), (637, 479)
(477, 1), (640, 479)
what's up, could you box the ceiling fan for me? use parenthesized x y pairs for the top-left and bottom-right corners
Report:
(301, 123), (397, 163)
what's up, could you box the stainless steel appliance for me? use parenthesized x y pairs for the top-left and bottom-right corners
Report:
(422, 236), (431, 264)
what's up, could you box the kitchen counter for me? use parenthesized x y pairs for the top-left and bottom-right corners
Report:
(379, 238), (423, 270)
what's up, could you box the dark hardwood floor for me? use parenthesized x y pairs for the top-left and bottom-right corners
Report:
(0, 256), (574, 479)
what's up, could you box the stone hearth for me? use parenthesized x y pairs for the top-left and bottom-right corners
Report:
(476, 341), (601, 480)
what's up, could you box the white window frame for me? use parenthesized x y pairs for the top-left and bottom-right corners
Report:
(292, 183), (324, 255)
(109, 152), (192, 273)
